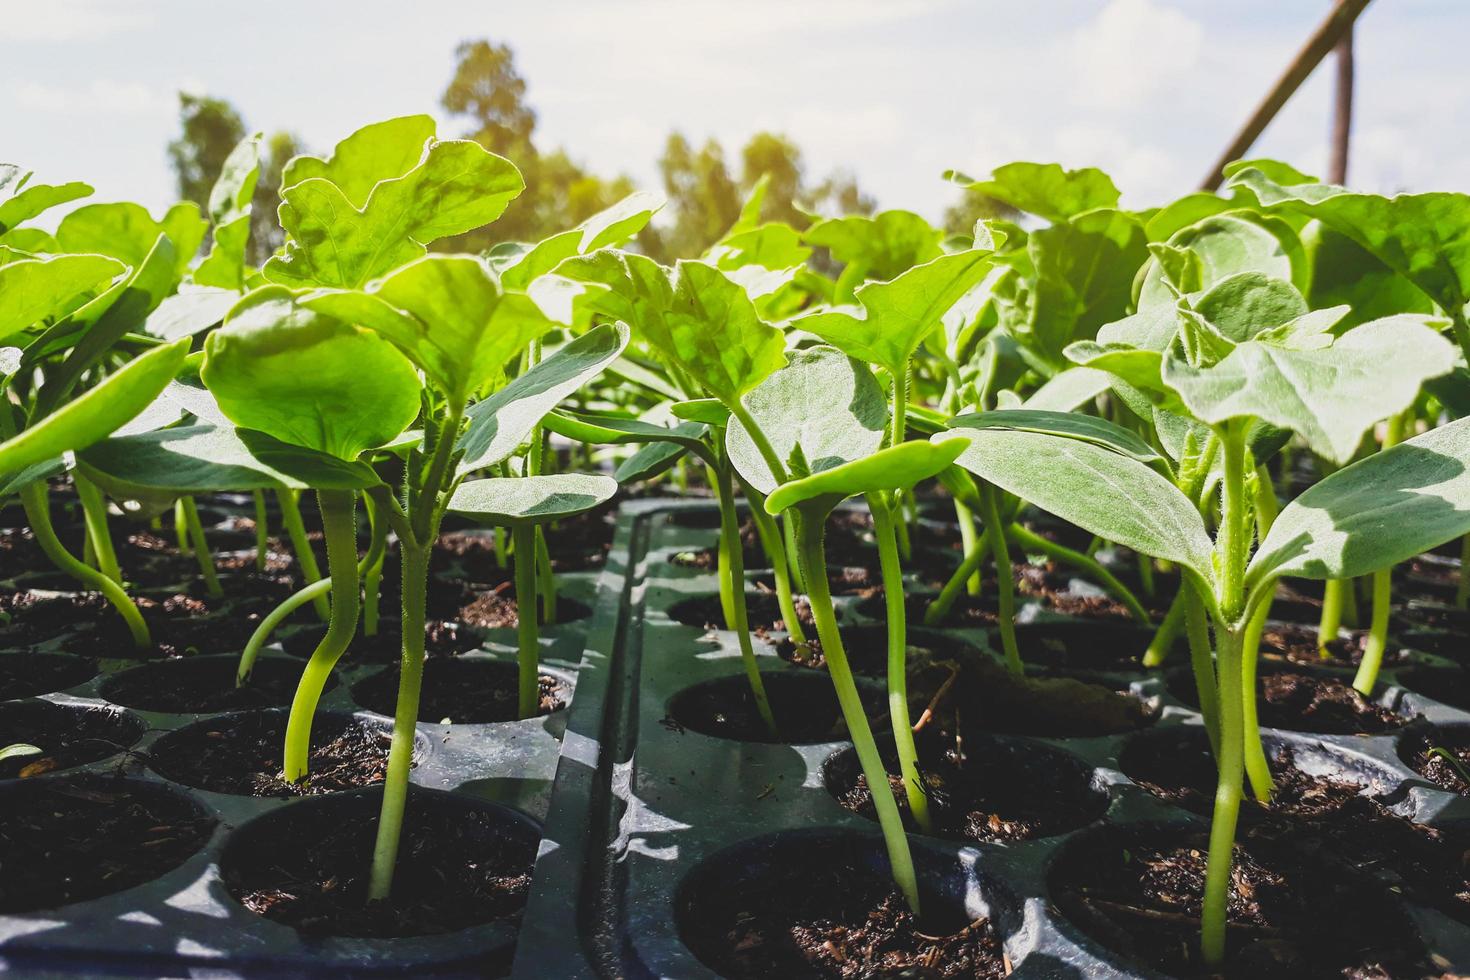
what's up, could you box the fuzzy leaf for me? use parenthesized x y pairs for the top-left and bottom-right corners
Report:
(57, 201), (204, 279)
(803, 210), (943, 281)
(766, 437), (969, 514)
(0, 253), (125, 346)
(947, 409), (1162, 464)
(448, 473), (618, 526)
(945, 162), (1120, 223)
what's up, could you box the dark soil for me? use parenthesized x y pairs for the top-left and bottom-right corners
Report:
(667, 591), (818, 633)
(1398, 599), (1470, 634)
(678, 837), (1005, 980)
(1051, 826), (1427, 979)
(1007, 621), (1165, 673)
(665, 672), (880, 744)
(956, 657), (1158, 737)
(352, 659), (565, 723)
(773, 625), (970, 677)
(223, 792), (537, 939)
(0, 701), (144, 779)
(668, 516), (765, 570)
(863, 590), (998, 629)
(1397, 665), (1470, 712)
(0, 652), (96, 699)
(1118, 729), (1371, 819)
(101, 657), (311, 713)
(1400, 726), (1470, 795)
(826, 732), (1106, 843)
(1258, 623), (1400, 669)
(280, 618), (480, 664)
(149, 711), (400, 797)
(457, 587), (591, 631)
(0, 777), (216, 912)
(1168, 667), (1408, 735)
(754, 566), (881, 596)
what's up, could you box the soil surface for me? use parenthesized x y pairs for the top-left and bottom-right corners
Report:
(773, 625), (969, 678)
(0, 652), (96, 699)
(1169, 668), (1408, 735)
(679, 840), (1005, 979)
(352, 659), (565, 724)
(149, 711), (399, 797)
(457, 587), (590, 630)
(955, 657), (1158, 737)
(281, 618), (480, 664)
(665, 672), (879, 744)
(867, 590), (999, 629)
(1051, 826), (1428, 979)
(0, 777), (216, 912)
(1401, 726), (1470, 795)
(1007, 621), (1163, 673)
(827, 732), (1106, 843)
(0, 701), (143, 779)
(1258, 623), (1399, 669)
(667, 591), (817, 634)
(224, 793), (536, 939)
(101, 657), (309, 713)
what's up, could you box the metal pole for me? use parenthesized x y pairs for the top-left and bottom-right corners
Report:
(1200, 0), (1372, 191)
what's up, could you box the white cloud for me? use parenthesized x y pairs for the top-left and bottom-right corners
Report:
(7, 0), (155, 42)
(14, 80), (174, 118)
(1068, 0), (1205, 110)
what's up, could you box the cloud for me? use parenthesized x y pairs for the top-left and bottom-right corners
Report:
(7, 0), (155, 42)
(1068, 0), (1205, 110)
(13, 80), (175, 118)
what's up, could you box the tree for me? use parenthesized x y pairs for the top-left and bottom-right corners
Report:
(942, 187), (1015, 237)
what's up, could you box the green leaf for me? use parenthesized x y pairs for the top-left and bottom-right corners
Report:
(1021, 366), (1113, 411)
(0, 744), (42, 764)
(1302, 222), (1434, 328)
(304, 254), (553, 403)
(803, 210), (943, 281)
(542, 408), (710, 454)
(669, 398), (730, 425)
(494, 191), (663, 291)
(57, 202), (204, 279)
(456, 322), (629, 473)
(766, 437), (969, 514)
(0, 166), (91, 233)
(447, 473), (618, 526)
(1162, 313), (1457, 464)
(78, 423), (377, 497)
(203, 287), (421, 460)
(0, 339), (189, 479)
(1228, 167), (1470, 321)
(281, 115), (438, 207)
(1248, 416), (1470, 590)
(1137, 212), (1303, 310)
(144, 285), (239, 340)
(0, 253), (126, 347)
(265, 134), (524, 289)
(948, 409), (1163, 464)
(796, 250), (992, 375)
(942, 426), (1215, 584)
(193, 133), (261, 290)
(727, 345), (886, 495)
(945, 162), (1120, 223)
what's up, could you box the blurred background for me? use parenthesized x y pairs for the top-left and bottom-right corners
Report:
(6, 0), (1465, 258)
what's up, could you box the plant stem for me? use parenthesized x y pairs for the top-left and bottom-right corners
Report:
(1353, 414), (1404, 694)
(74, 471), (121, 585)
(179, 496), (222, 598)
(363, 497), (384, 637)
(715, 463), (778, 737)
(173, 498), (191, 555)
(252, 490), (269, 572)
(783, 513), (806, 593)
(1217, 429), (1249, 622)
(953, 498), (982, 596)
(20, 480), (149, 649)
(1200, 625), (1246, 969)
(237, 578), (330, 685)
(513, 523), (541, 720)
(282, 489), (359, 781)
(1007, 522), (1150, 624)
(1142, 589), (1187, 667)
(1136, 552), (1156, 598)
(1240, 600), (1274, 800)
(1318, 578), (1346, 658)
(741, 479), (808, 647)
(277, 488), (329, 620)
(980, 483), (1022, 674)
(535, 525), (556, 624)
(924, 528), (990, 626)
(795, 508), (921, 914)
(369, 542), (429, 902)
(869, 492), (931, 833)
(1457, 534), (1470, 609)
(1185, 585), (1220, 756)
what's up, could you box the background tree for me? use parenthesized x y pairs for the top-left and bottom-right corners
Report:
(942, 186), (1015, 237)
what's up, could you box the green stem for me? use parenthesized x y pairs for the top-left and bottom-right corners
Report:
(980, 483), (1022, 674)
(954, 498), (982, 596)
(924, 528), (990, 626)
(535, 526), (556, 625)
(283, 489), (360, 781)
(1136, 552), (1155, 598)
(1200, 625), (1246, 969)
(715, 464), (778, 737)
(252, 490), (269, 572)
(869, 492), (930, 833)
(1006, 522), (1149, 624)
(1240, 600), (1274, 800)
(741, 478), (807, 647)
(782, 513), (806, 593)
(1318, 579), (1346, 659)
(20, 480), (150, 649)
(1353, 569), (1394, 695)
(173, 498), (190, 556)
(74, 472), (121, 585)
(1185, 585), (1219, 756)
(369, 542), (429, 902)
(795, 508), (920, 913)
(180, 496), (222, 598)
(711, 467), (737, 629)
(1142, 589), (1188, 667)
(363, 497), (385, 637)
(278, 488), (330, 621)
(1216, 429), (1249, 622)
(1457, 534), (1470, 610)
(236, 577), (330, 685)
(513, 523), (541, 720)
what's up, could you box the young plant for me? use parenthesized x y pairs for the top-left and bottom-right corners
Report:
(942, 271), (1460, 966)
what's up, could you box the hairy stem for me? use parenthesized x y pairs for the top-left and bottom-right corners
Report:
(796, 508), (920, 914)
(514, 524), (541, 720)
(74, 471), (121, 585)
(869, 492), (930, 833)
(1201, 626), (1246, 968)
(180, 496), (222, 598)
(1185, 585), (1219, 756)
(741, 479), (808, 647)
(1142, 589), (1188, 667)
(283, 489), (360, 781)
(21, 480), (149, 649)
(980, 483), (1022, 674)
(715, 464), (778, 737)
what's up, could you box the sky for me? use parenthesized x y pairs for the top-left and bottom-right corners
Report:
(5, 0), (1468, 226)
